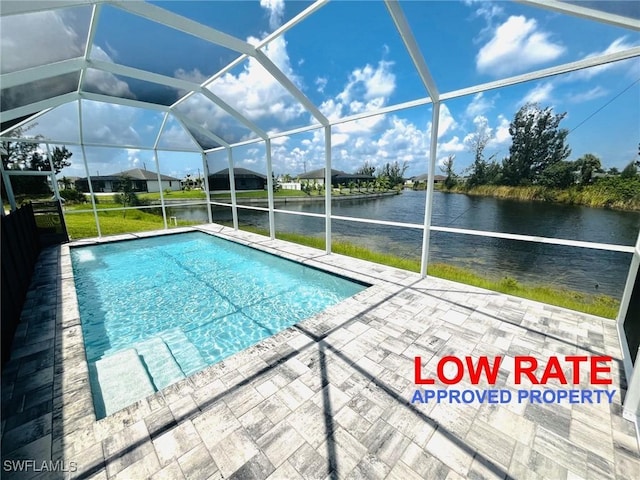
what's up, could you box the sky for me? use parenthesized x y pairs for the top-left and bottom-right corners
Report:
(1, 0), (639, 181)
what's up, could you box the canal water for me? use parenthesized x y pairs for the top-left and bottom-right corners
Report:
(168, 190), (640, 298)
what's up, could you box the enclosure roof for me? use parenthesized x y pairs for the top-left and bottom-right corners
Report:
(1, 0), (639, 154)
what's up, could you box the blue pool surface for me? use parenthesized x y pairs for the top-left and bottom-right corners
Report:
(71, 231), (366, 417)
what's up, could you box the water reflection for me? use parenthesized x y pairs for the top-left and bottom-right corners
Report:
(163, 190), (638, 298)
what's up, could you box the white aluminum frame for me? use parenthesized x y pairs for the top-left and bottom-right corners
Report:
(2, 0), (640, 416)
(620, 231), (640, 443)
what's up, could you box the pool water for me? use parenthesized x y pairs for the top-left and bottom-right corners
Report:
(71, 231), (366, 417)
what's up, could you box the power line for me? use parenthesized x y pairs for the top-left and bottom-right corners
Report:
(568, 77), (640, 136)
(480, 76), (640, 161)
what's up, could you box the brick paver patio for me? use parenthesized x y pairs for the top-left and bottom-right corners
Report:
(2, 224), (639, 479)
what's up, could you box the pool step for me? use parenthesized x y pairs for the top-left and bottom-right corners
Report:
(90, 331), (208, 418)
(135, 337), (185, 391)
(92, 349), (156, 418)
(161, 328), (208, 376)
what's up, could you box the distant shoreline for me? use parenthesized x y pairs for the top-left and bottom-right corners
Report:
(225, 190), (400, 205)
(440, 184), (640, 212)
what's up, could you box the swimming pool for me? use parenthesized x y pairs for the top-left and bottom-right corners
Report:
(71, 231), (367, 418)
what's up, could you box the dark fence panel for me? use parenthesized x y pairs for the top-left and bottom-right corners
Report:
(32, 200), (69, 247)
(624, 266), (640, 366)
(1, 204), (41, 366)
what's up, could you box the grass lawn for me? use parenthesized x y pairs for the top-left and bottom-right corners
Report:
(66, 202), (126, 211)
(65, 209), (199, 239)
(238, 226), (619, 319)
(139, 190), (207, 201)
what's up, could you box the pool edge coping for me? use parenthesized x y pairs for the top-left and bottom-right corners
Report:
(61, 225), (401, 429)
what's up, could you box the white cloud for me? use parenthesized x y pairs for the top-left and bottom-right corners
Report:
(273, 110), (430, 176)
(315, 77), (328, 93)
(86, 46), (134, 97)
(317, 61), (396, 140)
(463, 115), (491, 146)
(260, 0), (285, 30)
(271, 136), (289, 146)
(567, 86), (609, 103)
(0, 8), (133, 103)
(81, 101), (143, 146)
(465, 0), (504, 23)
(465, 92), (494, 118)
(440, 136), (466, 153)
(362, 117), (428, 167)
(437, 104), (457, 138)
(332, 133), (350, 147)
(6, 101), (79, 143)
(522, 82), (554, 104)
(0, 10), (85, 73)
(127, 149), (141, 167)
(158, 123), (200, 151)
(336, 60), (396, 107)
(488, 114), (511, 148)
(476, 16), (565, 76)
(176, 35), (305, 141)
(174, 68), (209, 84)
(319, 98), (343, 121)
(172, 0), (308, 142)
(570, 37), (639, 80)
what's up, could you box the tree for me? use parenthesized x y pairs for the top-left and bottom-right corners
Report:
(2, 135), (72, 174)
(2, 125), (73, 196)
(378, 161), (408, 187)
(539, 161), (576, 188)
(440, 155), (457, 189)
(621, 161), (638, 179)
(464, 117), (495, 187)
(576, 153), (601, 184)
(49, 146), (73, 174)
(501, 103), (571, 185)
(355, 161), (376, 177)
(375, 176), (391, 191)
(608, 167), (620, 176)
(271, 173), (281, 193)
(113, 175), (140, 217)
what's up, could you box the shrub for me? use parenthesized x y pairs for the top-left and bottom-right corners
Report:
(59, 189), (86, 203)
(621, 161), (638, 179)
(538, 161), (576, 188)
(113, 192), (141, 206)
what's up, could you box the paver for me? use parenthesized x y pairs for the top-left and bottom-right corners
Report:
(1, 225), (638, 479)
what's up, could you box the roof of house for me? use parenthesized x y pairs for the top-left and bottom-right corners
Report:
(210, 168), (267, 179)
(334, 173), (375, 181)
(78, 168), (180, 182)
(298, 168), (345, 179)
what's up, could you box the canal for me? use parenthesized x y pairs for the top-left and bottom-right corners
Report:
(167, 190), (640, 298)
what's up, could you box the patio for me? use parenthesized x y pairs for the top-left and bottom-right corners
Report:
(1, 225), (638, 480)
